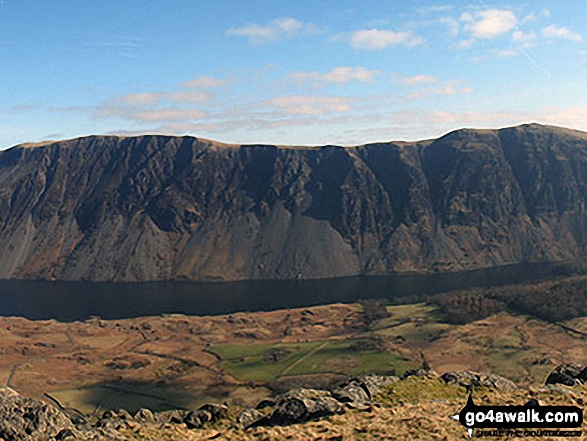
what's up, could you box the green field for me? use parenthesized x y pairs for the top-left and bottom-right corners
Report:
(210, 339), (415, 382)
(371, 303), (451, 343)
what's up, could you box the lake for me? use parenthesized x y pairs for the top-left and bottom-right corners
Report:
(0, 262), (570, 321)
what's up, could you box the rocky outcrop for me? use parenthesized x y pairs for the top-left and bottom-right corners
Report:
(1, 372), (528, 438)
(237, 375), (399, 428)
(441, 371), (517, 391)
(1, 124), (587, 282)
(269, 388), (345, 425)
(332, 374), (399, 408)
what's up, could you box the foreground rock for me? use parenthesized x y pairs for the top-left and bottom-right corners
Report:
(270, 388), (344, 425)
(0, 388), (72, 441)
(238, 375), (398, 428)
(441, 371), (517, 392)
(96, 403), (228, 430)
(545, 363), (587, 386)
(0, 377), (397, 438)
(332, 375), (399, 409)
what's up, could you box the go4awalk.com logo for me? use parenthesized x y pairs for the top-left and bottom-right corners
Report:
(452, 393), (583, 438)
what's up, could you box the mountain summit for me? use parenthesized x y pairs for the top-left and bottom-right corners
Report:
(1, 124), (586, 282)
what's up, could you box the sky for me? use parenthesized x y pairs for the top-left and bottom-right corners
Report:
(1, 1), (586, 149)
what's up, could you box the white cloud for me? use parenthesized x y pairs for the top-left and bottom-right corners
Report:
(181, 76), (232, 88)
(227, 18), (318, 44)
(261, 96), (353, 116)
(399, 74), (439, 86)
(292, 66), (380, 86)
(351, 29), (424, 50)
(461, 9), (517, 39)
(542, 25), (583, 42)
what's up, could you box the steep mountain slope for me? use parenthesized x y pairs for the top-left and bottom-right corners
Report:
(1, 123), (586, 282)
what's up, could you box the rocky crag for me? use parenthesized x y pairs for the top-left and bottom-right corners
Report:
(1, 123), (587, 282)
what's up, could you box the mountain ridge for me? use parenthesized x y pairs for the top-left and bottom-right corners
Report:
(1, 123), (587, 282)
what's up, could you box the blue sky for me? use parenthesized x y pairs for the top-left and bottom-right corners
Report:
(1, 1), (586, 148)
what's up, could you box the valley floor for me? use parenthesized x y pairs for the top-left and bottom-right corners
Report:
(0, 294), (586, 415)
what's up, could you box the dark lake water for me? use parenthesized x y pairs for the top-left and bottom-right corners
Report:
(0, 262), (570, 321)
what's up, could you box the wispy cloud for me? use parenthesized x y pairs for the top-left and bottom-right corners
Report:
(452, 38), (475, 49)
(181, 76), (234, 88)
(118, 91), (211, 106)
(540, 107), (587, 130)
(542, 25), (583, 42)
(291, 66), (380, 87)
(87, 35), (147, 59)
(396, 74), (439, 86)
(227, 18), (319, 44)
(496, 49), (519, 58)
(112, 75), (231, 108)
(96, 105), (208, 123)
(127, 108), (208, 122)
(400, 82), (473, 102)
(260, 95), (353, 116)
(437, 17), (460, 37)
(512, 30), (537, 48)
(351, 29), (424, 50)
(119, 93), (160, 106)
(415, 5), (454, 15)
(9, 105), (34, 113)
(81, 75), (234, 125)
(93, 41), (139, 48)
